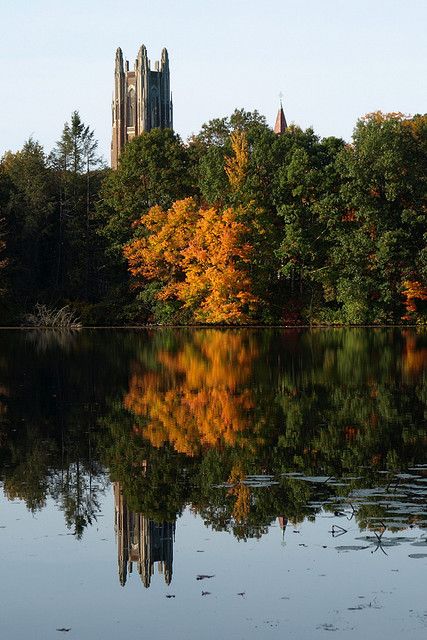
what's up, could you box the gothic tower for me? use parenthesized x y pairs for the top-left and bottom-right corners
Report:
(111, 45), (173, 169)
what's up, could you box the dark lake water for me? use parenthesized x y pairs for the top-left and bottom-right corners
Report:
(0, 328), (426, 639)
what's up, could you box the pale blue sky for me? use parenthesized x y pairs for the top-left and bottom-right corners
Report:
(0, 0), (426, 163)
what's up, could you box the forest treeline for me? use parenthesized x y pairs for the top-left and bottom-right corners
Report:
(0, 109), (426, 325)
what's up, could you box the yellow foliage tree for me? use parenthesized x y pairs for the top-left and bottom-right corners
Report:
(225, 130), (249, 191)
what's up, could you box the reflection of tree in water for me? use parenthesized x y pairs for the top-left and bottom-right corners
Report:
(50, 463), (108, 539)
(124, 330), (260, 455)
(402, 330), (427, 379)
(1, 328), (427, 545)
(0, 330), (123, 536)
(118, 328), (427, 539)
(0, 387), (109, 537)
(114, 482), (175, 587)
(24, 329), (81, 354)
(1, 430), (108, 537)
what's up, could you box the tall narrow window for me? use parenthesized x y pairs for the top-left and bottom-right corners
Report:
(127, 87), (135, 127)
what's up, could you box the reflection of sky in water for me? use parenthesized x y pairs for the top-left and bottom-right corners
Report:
(0, 487), (426, 640)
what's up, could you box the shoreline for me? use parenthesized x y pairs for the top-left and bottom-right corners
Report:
(0, 323), (423, 330)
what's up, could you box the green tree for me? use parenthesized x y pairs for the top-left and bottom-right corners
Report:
(99, 128), (194, 258)
(273, 128), (345, 321)
(96, 129), (194, 322)
(0, 138), (55, 305)
(50, 111), (106, 302)
(328, 112), (427, 323)
(189, 108), (273, 207)
(0, 218), (7, 298)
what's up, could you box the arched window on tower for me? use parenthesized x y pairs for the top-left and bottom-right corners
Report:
(127, 86), (135, 127)
(150, 87), (159, 128)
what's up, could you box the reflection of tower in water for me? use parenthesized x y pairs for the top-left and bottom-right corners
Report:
(113, 482), (175, 588)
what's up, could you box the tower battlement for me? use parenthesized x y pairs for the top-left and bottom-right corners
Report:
(111, 45), (173, 168)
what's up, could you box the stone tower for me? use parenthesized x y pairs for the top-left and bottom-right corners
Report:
(111, 45), (173, 168)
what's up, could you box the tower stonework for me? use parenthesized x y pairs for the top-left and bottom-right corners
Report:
(111, 45), (173, 169)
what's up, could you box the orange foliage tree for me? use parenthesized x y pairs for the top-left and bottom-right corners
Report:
(401, 280), (427, 320)
(124, 198), (258, 324)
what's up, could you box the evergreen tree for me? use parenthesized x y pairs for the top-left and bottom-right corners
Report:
(50, 111), (106, 302)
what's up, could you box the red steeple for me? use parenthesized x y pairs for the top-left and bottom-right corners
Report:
(274, 103), (287, 134)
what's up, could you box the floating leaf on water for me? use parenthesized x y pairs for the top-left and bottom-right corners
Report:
(242, 477), (279, 487)
(335, 545), (369, 552)
(316, 623), (339, 631)
(327, 482), (348, 487)
(351, 488), (404, 497)
(297, 475), (333, 483)
(281, 472), (304, 477)
(408, 553), (427, 559)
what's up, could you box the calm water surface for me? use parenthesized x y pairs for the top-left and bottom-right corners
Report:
(0, 329), (426, 639)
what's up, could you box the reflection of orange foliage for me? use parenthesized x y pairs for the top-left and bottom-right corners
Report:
(124, 332), (259, 456)
(344, 426), (358, 441)
(402, 332), (427, 377)
(402, 280), (427, 319)
(341, 209), (356, 222)
(369, 413), (379, 428)
(369, 384), (378, 399)
(0, 384), (9, 418)
(227, 462), (251, 523)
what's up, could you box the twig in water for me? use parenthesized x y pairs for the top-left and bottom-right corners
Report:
(330, 524), (347, 537)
